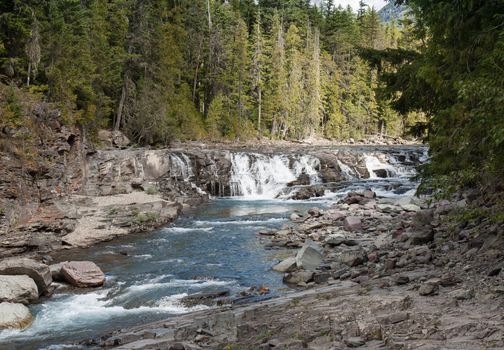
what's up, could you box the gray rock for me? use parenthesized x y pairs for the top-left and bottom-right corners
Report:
(344, 216), (362, 232)
(296, 241), (323, 270)
(0, 302), (32, 329)
(410, 229), (434, 245)
(395, 275), (410, 285)
(363, 189), (376, 199)
(448, 289), (474, 300)
(272, 257), (297, 273)
(61, 261), (105, 288)
(283, 271), (314, 284)
(307, 207), (322, 217)
(313, 272), (330, 284)
(419, 281), (439, 296)
(340, 251), (366, 267)
(0, 258), (52, 295)
(377, 312), (408, 325)
(290, 212), (301, 221)
(401, 204), (421, 212)
(0, 275), (38, 305)
(345, 336), (365, 347)
(324, 233), (346, 246)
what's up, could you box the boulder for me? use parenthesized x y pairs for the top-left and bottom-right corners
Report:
(287, 173), (310, 187)
(0, 258), (52, 295)
(290, 186), (325, 200)
(283, 271), (314, 284)
(410, 229), (434, 245)
(0, 275), (38, 305)
(401, 204), (421, 212)
(0, 302), (32, 329)
(61, 261), (105, 288)
(448, 289), (474, 300)
(340, 251), (366, 267)
(344, 217), (362, 232)
(307, 207), (322, 217)
(325, 233), (346, 246)
(272, 257), (297, 273)
(296, 241), (323, 270)
(419, 279), (440, 296)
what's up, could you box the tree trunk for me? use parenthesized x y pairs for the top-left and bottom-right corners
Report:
(257, 87), (262, 135)
(115, 76), (128, 131)
(26, 62), (31, 87)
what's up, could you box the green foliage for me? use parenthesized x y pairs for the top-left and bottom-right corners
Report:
(134, 211), (159, 225)
(0, 84), (24, 129)
(145, 186), (158, 195)
(1, 0), (414, 144)
(380, 0), (504, 195)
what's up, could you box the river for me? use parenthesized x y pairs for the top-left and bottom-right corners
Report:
(0, 145), (427, 349)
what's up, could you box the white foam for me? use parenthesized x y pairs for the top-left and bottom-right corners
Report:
(229, 153), (320, 198)
(194, 218), (285, 226)
(133, 254), (152, 259)
(163, 227), (213, 233)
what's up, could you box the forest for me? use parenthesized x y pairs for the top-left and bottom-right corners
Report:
(0, 0), (423, 144)
(1, 0), (503, 195)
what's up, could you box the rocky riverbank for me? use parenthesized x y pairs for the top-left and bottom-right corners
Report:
(96, 191), (504, 349)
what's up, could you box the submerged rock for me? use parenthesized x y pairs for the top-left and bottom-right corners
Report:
(0, 302), (32, 330)
(0, 258), (52, 295)
(61, 261), (105, 288)
(0, 275), (38, 305)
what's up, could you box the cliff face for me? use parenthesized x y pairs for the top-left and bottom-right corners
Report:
(0, 97), (86, 257)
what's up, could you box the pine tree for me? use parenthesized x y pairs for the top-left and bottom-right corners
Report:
(265, 11), (288, 139)
(251, 10), (265, 134)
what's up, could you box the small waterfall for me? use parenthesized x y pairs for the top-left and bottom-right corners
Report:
(169, 154), (193, 180)
(337, 160), (357, 180)
(229, 153), (320, 198)
(364, 155), (399, 179)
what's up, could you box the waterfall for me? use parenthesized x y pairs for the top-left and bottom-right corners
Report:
(229, 153), (320, 198)
(364, 153), (418, 179)
(364, 154), (398, 179)
(337, 160), (357, 180)
(169, 154), (193, 181)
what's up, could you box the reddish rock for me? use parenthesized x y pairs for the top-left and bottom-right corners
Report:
(61, 261), (105, 288)
(344, 216), (362, 232)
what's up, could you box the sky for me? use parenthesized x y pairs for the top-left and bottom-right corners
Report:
(314, 0), (388, 11)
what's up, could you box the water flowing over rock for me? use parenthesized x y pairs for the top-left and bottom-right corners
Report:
(229, 153), (320, 198)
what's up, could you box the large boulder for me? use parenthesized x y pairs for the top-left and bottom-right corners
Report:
(0, 275), (38, 305)
(0, 302), (32, 329)
(272, 257), (297, 273)
(61, 261), (106, 288)
(296, 241), (323, 270)
(0, 258), (52, 295)
(344, 216), (362, 232)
